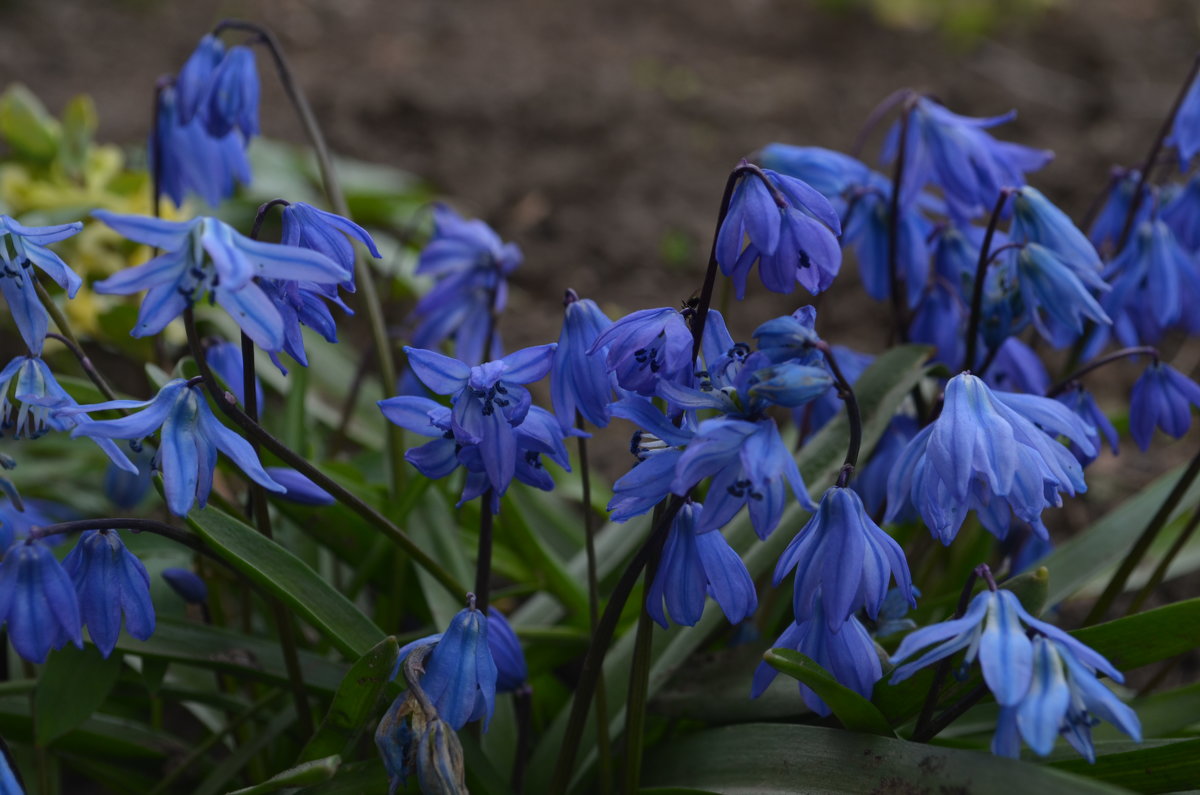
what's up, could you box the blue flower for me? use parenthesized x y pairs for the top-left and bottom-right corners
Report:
(774, 487), (914, 632)
(0, 539), (82, 663)
(280, 202), (381, 291)
(987, 337), (1050, 395)
(758, 144), (873, 200)
(752, 602), (882, 716)
(551, 290), (617, 430)
(0, 496), (77, 550)
(62, 529), (155, 657)
(152, 85), (251, 209)
(175, 35), (225, 123)
(403, 599), (498, 730)
(1088, 170), (1150, 253)
(1055, 385), (1118, 465)
(890, 97), (1052, 219)
(1168, 72), (1200, 168)
(204, 340), (262, 408)
(589, 307), (693, 396)
(752, 305), (824, 365)
(798, 345), (873, 439)
(259, 278), (353, 371)
(161, 567), (209, 604)
(0, 216), (83, 354)
(607, 397), (695, 522)
(264, 467), (335, 505)
(1013, 243), (1110, 343)
(872, 585), (921, 639)
(1103, 220), (1200, 345)
(200, 46), (260, 139)
(646, 501), (757, 628)
(105, 446), (156, 509)
(1011, 187), (1103, 274)
(1161, 175), (1200, 252)
(411, 204), (522, 366)
(1130, 362), (1200, 450)
(0, 355), (137, 473)
(66, 379), (284, 516)
(843, 186), (930, 309)
(909, 280), (966, 370)
(852, 414), (919, 519)
(92, 212), (350, 351)
(487, 608), (527, 693)
(715, 167), (842, 298)
(886, 373), (1094, 543)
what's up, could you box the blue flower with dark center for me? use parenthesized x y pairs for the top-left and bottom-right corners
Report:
(886, 373), (1094, 543)
(65, 379), (284, 516)
(715, 167), (842, 298)
(280, 202), (381, 292)
(0, 356), (136, 473)
(751, 599), (882, 717)
(0, 538), (82, 663)
(1129, 361), (1200, 451)
(589, 307), (693, 396)
(0, 215), (83, 354)
(646, 501), (757, 628)
(774, 486), (914, 632)
(486, 608), (527, 693)
(152, 85), (251, 209)
(607, 397), (695, 522)
(62, 529), (155, 657)
(92, 212), (350, 351)
(551, 290), (617, 430)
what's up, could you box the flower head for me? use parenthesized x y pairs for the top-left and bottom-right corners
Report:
(1168, 72), (1200, 168)
(66, 379), (284, 516)
(589, 307), (693, 396)
(606, 397), (695, 522)
(0, 216), (83, 354)
(1013, 243), (1110, 344)
(201, 46), (260, 139)
(487, 608), (527, 693)
(0, 539), (82, 663)
(280, 202), (381, 291)
(1129, 362), (1200, 451)
(1103, 220), (1200, 345)
(551, 290), (617, 430)
(1055, 385), (1118, 465)
(62, 529), (155, 657)
(152, 85), (251, 208)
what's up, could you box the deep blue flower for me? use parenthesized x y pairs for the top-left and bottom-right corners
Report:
(92, 212), (350, 351)
(987, 337), (1050, 395)
(715, 167), (842, 298)
(774, 486), (914, 631)
(646, 501), (757, 628)
(0, 355), (137, 473)
(751, 601), (882, 716)
(887, 373), (1094, 543)
(1130, 362), (1200, 450)
(758, 144), (872, 201)
(1011, 187), (1103, 274)
(889, 97), (1052, 219)
(404, 599), (498, 731)
(1168, 72), (1200, 168)
(752, 305), (824, 366)
(105, 446), (156, 510)
(872, 585), (921, 639)
(264, 467), (335, 505)
(259, 278), (353, 372)
(0, 539), (82, 663)
(909, 279), (967, 370)
(551, 290), (617, 430)
(1056, 385), (1119, 465)
(152, 85), (251, 209)
(175, 34), (225, 123)
(607, 397), (695, 522)
(843, 186), (930, 309)
(589, 307), (693, 396)
(0, 496), (77, 550)
(200, 45), (260, 139)
(0, 216), (83, 354)
(280, 202), (381, 292)
(1013, 243), (1110, 343)
(62, 529), (155, 657)
(1160, 175), (1200, 252)
(1103, 220), (1200, 345)
(66, 379), (284, 516)
(852, 414), (919, 519)
(486, 608), (527, 693)
(161, 567), (209, 604)
(797, 345), (872, 439)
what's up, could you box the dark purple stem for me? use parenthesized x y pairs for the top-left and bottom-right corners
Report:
(961, 190), (1014, 373)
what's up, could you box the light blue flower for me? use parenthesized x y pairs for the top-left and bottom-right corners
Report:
(280, 201), (381, 292)
(63, 529), (155, 657)
(91, 212), (350, 351)
(65, 379), (284, 516)
(0, 215), (83, 354)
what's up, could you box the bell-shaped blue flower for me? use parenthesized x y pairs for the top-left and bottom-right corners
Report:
(715, 167), (842, 298)
(486, 608), (527, 693)
(987, 337), (1050, 395)
(280, 201), (381, 292)
(201, 46), (260, 139)
(0, 539), (82, 663)
(887, 373), (1094, 543)
(775, 486), (914, 632)
(175, 34), (225, 123)
(909, 280), (967, 370)
(646, 501), (757, 628)
(1011, 187), (1103, 274)
(1056, 385), (1118, 465)
(0, 216), (83, 354)
(65, 379), (285, 516)
(758, 144), (873, 200)
(92, 212), (350, 351)
(843, 186), (930, 309)
(551, 290), (617, 430)
(752, 305), (823, 365)
(589, 307), (693, 396)
(1014, 243), (1110, 343)
(607, 397), (695, 522)
(161, 567), (209, 604)
(1104, 220), (1200, 345)
(1130, 361), (1200, 450)
(751, 599), (882, 716)
(62, 529), (155, 657)
(152, 84), (251, 209)
(419, 599), (498, 730)
(1168, 71), (1200, 168)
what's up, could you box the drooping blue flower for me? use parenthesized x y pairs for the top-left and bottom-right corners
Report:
(774, 486), (914, 632)
(409, 599), (498, 731)
(104, 446), (156, 510)
(1055, 385), (1119, 465)
(200, 46), (260, 139)
(1011, 187), (1103, 275)
(843, 186), (930, 309)
(886, 373), (1094, 543)
(152, 85), (251, 209)
(752, 305), (824, 366)
(161, 567), (209, 604)
(65, 379), (285, 516)
(888, 97), (1052, 219)
(0, 355), (137, 473)
(1088, 170), (1150, 254)
(1168, 71), (1200, 168)
(758, 144), (873, 202)
(0, 216), (83, 354)
(1013, 243), (1111, 343)
(486, 608), (527, 693)
(0, 539), (82, 663)
(175, 34), (225, 123)
(715, 167), (843, 298)
(264, 467), (335, 506)
(92, 212), (350, 351)
(646, 501), (757, 628)
(259, 278), (354, 372)
(1103, 220), (1200, 345)
(852, 414), (919, 520)
(1129, 362), (1200, 450)
(607, 397), (695, 522)
(0, 496), (77, 550)
(588, 307), (693, 396)
(987, 337), (1050, 395)
(908, 279), (967, 370)
(280, 202), (381, 292)
(551, 290), (617, 430)
(62, 529), (155, 657)
(1160, 175), (1200, 252)
(204, 340), (262, 408)
(752, 600), (882, 716)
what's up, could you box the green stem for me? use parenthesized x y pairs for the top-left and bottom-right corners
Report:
(1084, 446), (1200, 625)
(182, 308), (466, 598)
(621, 558), (660, 794)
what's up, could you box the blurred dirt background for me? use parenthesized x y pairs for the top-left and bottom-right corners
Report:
(2, 0), (1200, 519)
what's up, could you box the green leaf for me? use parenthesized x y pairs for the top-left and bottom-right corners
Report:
(0, 83), (60, 160)
(763, 649), (893, 736)
(35, 645), (123, 745)
(59, 93), (96, 177)
(1072, 598), (1200, 672)
(1052, 737), (1200, 794)
(188, 505), (385, 658)
(1004, 565), (1050, 617)
(194, 707), (296, 795)
(297, 759), (388, 794)
(0, 695), (183, 760)
(226, 755), (342, 795)
(643, 723), (1125, 794)
(299, 636), (399, 763)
